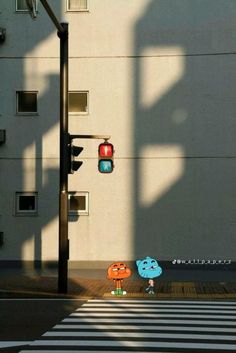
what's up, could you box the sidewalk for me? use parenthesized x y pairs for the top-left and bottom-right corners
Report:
(0, 267), (236, 299)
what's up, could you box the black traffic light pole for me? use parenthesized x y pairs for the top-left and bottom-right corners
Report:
(26, 0), (69, 293)
(39, 0), (69, 293)
(58, 22), (69, 294)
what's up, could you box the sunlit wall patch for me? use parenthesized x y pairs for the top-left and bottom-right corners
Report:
(140, 47), (185, 109)
(139, 144), (185, 207)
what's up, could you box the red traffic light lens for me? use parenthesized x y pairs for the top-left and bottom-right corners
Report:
(99, 143), (113, 157)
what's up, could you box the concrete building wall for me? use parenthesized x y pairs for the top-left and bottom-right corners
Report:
(0, 0), (236, 267)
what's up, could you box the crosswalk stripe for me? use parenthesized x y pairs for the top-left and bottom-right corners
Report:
(43, 330), (236, 340)
(19, 351), (185, 353)
(63, 317), (236, 325)
(89, 299), (236, 304)
(83, 303), (236, 309)
(29, 339), (236, 350)
(70, 312), (236, 319)
(77, 307), (236, 313)
(0, 341), (31, 348)
(53, 324), (236, 333)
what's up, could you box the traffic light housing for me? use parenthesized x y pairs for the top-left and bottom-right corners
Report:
(98, 142), (114, 173)
(68, 143), (83, 174)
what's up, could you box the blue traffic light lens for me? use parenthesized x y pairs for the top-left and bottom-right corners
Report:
(98, 160), (113, 173)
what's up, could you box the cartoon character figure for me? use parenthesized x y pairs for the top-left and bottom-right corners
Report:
(136, 256), (162, 294)
(107, 262), (132, 295)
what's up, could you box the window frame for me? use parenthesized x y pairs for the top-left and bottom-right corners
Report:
(66, 0), (89, 12)
(15, 192), (38, 216)
(16, 90), (38, 115)
(68, 90), (89, 115)
(15, 0), (38, 12)
(68, 191), (89, 216)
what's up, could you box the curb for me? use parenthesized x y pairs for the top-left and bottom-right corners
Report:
(1, 288), (236, 300)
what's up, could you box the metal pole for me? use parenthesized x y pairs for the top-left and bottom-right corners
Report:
(58, 22), (69, 293)
(70, 134), (111, 140)
(40, 0), (64, 33)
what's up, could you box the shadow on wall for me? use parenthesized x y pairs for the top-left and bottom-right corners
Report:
(0, 1), (62, 267)
(133, 0), (236, 263)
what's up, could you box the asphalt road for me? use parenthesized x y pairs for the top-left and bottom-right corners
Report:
(0, 298), (85, 353)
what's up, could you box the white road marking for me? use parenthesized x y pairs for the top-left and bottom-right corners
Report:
(70, 312), (236, 319)
(0, 341), (31, 348)
(90, 299), (236, 304)
(53, 324), (236, 333)
(77, 307), (236, 313)
(83, 303), (236, 309)
(43, 330), (236, 340)
(30, 339), (236, 350)
(63, 317), (236, 325)
(20, 351), (180, 353)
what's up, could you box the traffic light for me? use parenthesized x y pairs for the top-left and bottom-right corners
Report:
(68, 143), (83, 174)
(98, 142), (114, 173)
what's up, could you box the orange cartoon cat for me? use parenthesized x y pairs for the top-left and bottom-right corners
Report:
(107, 262), (132, 295)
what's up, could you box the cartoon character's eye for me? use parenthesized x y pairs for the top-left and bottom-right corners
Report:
(143, 261), (147, 265)
(151, 260), (156, 263)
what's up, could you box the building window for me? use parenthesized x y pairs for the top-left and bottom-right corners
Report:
(68, 192), (89, 216)
(16, 0), (38, 12)
(69, 91), (88, 114)
(67, 0), (88, 12)
(15, 192), (38, 216)
(16, 91), (38, 114)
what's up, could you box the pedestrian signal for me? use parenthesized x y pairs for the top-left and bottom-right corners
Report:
(98, 142), (114, 173)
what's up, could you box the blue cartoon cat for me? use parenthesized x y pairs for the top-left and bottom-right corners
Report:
(136, 256), (162, 294)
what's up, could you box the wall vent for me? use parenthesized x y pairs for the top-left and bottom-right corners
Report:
(0, 28), (6, 43)
(0, 130), (6, 144)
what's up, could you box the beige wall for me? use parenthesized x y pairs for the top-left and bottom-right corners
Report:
(1, 0), (236, 265)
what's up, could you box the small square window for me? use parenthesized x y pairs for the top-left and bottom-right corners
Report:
(68, 192), (89, 216)
(16, 0), (38, 12)
(69, 91), (88, 114)
(67, 0), (88, 11)
(15, 192), (38, 216)
(16, 91), (38, 114)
